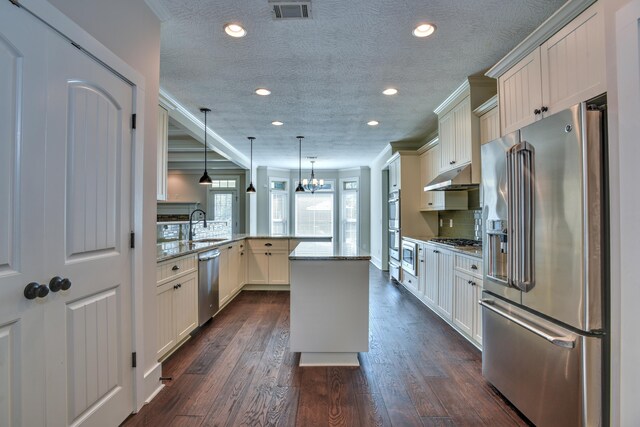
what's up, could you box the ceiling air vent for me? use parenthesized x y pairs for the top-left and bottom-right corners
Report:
(270, 1), (311, 20)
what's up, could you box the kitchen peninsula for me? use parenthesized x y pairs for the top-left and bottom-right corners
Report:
(289, 242), (371, 366)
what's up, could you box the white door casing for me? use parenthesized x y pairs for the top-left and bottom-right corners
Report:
(0, 3), (135, 425)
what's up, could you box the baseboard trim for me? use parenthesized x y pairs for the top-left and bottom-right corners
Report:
(143, 362), (163, 405)
(242, 284), (290, 291)
(370, 256), (382, 270)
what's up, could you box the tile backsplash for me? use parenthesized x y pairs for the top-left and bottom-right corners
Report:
(157, 221), (231, 243)
(438, 210), (482, 240)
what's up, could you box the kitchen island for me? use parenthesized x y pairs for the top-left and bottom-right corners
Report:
(289, 242), (371, 366)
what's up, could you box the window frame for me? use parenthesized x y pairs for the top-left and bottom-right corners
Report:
(339, 177), (360, 251)
(294, 179), (335, 238)
(268, 177), (290, 236)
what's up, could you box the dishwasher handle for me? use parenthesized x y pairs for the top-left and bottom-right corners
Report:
(199, 251), (221, 262)
(479, 299), (575, 349)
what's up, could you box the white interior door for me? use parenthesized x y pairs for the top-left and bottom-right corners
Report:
(0, 3), (134, 426)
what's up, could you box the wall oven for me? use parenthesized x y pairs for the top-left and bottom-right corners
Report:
(389, 229), (400, 261)
(401, 240), (417, 276)
(388, 190), (400, 230)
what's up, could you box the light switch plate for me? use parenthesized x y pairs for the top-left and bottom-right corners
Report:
(449, 219), (453, 227)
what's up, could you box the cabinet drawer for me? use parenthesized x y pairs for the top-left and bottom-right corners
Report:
(247, 239), (289, 251)
(454, 255), (482, 276)
(157, 254), (197, 284)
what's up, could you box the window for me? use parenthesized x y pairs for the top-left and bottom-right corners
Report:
(341, 179), (359, 252)
(295, 188), (334, 237)
(270, 178), (289, 236)
(210, 179), (237, 188)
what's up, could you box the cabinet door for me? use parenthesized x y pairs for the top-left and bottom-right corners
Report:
(156, 282), (176, 359)
(228, 244), (241, 296)
(238, 245), (247, 289)
(540, 1), (605, 116)
(480, 107), (500, 145)
(499, 49), (543, 135)
(439, 111), (456, 172)
(424, 247), (439, 306)
(157, 106), (168, 200)
(218, 247), (230, 304)
(268, 251), (290, 285)
(473, 281), (484, 345)
(174, 274), (198, 342)
(452, 271), (474, 337)
(248, 250), (269, 284)
(436, 250), (454, 320)
(453, 97), (472, 167)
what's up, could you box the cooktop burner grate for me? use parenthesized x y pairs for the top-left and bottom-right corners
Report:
(430, 238), (482, 248)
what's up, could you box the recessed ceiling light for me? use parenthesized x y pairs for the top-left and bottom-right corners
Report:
(413, 23), (436, 38)
(367, 120), (379, 126)
(272, 121), (284, 126)
(224, 23), (247, 38)
(382, 88), (398, 96)
(255, 88), (271, 96)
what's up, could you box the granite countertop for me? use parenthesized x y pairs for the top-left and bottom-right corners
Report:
(403, 235), (483, 259)
(157, 235), (332, 262)
(289, 241), (371, 261)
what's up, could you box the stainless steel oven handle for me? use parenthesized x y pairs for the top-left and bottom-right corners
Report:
(479, 299), (575, 349)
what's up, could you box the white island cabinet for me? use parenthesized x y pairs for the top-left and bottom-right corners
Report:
(289, 242), (370, 366)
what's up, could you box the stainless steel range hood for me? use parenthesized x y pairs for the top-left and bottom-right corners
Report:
(424, 164), (479, 191)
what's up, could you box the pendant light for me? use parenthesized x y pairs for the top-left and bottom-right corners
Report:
(246, 137), (256, 193)
(303, 159), (326, 193)
(198, 108), (212, 185)
(295, 136), (305, 192)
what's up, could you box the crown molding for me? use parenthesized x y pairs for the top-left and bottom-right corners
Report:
(473, 95), (498, 117)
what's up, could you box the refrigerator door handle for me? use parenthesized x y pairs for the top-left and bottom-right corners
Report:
(479, 299), (575, 349)
(507, 141), (536, 292)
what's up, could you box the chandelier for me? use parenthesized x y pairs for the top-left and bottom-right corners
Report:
(302, 159), (327, 193)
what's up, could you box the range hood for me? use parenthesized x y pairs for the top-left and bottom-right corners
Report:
(424, 164), (479, 191)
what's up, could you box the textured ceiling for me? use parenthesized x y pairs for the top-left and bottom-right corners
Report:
(154, 0), (565, 169)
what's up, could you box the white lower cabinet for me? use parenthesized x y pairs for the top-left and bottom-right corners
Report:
(220, 241), (246, 307)
(408, 243), (484, 348)
(156, 254), (198, 360)
(247, 239), (290, 286)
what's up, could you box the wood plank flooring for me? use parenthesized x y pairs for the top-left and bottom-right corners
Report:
(123, 266), (530, 427)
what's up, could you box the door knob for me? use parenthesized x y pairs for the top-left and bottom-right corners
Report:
(24, 282), (49, 300)
(49, 276), (72, 292)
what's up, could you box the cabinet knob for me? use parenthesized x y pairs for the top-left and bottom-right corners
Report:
(428, 203), (433, 206)
(173, 283), (182, 290)
(24, 282), (49, 300)
(172, 265), (180, 271)
(451, 160), (456, 164)
(534, 108), (541, 115)
(471, 265), (478, 270)
(49, 276), (72, 292)
(541, 106), (548, 113)
(265, 243), (273, 247)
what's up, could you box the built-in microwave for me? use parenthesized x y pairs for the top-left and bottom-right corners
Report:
(388, 190), (400, 230)
(389, 229), (400, 261)
(401, 240), (417, 276)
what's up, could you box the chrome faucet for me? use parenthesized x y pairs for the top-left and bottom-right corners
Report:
(188, 209), (207, 241)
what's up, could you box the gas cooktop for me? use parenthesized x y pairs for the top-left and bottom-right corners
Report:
(429, 238), (482, 248)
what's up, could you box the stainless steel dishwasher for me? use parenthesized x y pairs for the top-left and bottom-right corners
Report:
(198, 249), (220, 326)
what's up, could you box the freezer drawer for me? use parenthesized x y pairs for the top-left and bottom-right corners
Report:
(481, 294), (602, 427)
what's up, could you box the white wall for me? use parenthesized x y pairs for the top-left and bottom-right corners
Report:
(44, 0), (162, 408)
(605, 0), (638, 425)
(369, 146), (393, 269)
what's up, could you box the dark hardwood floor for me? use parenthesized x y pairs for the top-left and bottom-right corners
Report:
(123, 266), (530, 427)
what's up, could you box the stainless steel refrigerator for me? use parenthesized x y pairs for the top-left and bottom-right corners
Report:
(480, 102), (607, 427)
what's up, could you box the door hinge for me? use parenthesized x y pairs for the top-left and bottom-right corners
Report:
(131, 114), (137, 129)
(132, 352), (137, 368)
(130, 232), (135, 249)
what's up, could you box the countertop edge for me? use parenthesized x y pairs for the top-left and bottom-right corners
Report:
(402, 235), (483, 259)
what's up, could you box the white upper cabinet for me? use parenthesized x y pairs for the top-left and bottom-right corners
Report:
(388, 157), (401, 191)
(540, 1), (605, 116)
(157, 105), (169, 200)
(495, 1), (605, 135)
(498, 49), (543, 135)
(434, 77), (496, 183)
